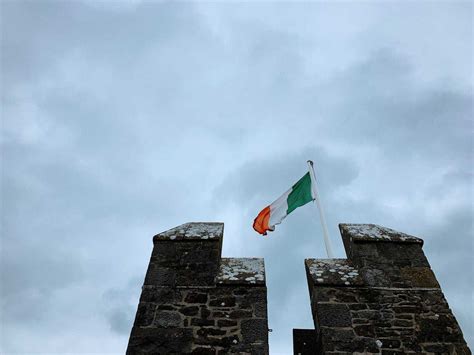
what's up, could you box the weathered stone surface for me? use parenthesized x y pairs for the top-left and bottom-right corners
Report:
(191, 318), (215, 327)
(217, 257), (265, 285)
(127, 222), (269, 354)
(306, 258), (364, 287)
(400, 266), (439, 288)
(127, 327), (193, 354)
(293, 329), (318, 355)
(304, 223), (470, 354)
(191, 347), (217, 355)
(209, 296), (236, 307)
(217, 319), (237, 327)
(153, 222), (224, 242)
(230, 309), (253, 319)
(253, 298), (268, 318)
(317, 303), (352, 327)
(146, 223), (224, 287)
(241, 318), (268, 343)
(180, 306), (199, 316)
(185, 292), (208, 304)
(134, 303), (156, 327)
(340, 224), (423, 244)
(154, 310), (182, 328)
(140, 286), (181, 303)
(143, 264), (176, 286)
(196, 328), (226, 337)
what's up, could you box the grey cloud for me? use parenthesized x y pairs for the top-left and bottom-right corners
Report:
(1, 239), (85, 323)
(1, 1), (199, 87)
(102, 277), (142, 335)
(1, 1), (472, 353)
(214, 146), (358, 208)
(308, 49), (472, 162)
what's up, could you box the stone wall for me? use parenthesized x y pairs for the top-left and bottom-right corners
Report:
(127, 223), (269, 355)
(299, 223), (470, 355)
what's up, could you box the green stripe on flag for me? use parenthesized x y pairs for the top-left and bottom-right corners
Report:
(286, 172), (313, 214)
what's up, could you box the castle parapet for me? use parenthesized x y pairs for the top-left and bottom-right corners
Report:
(127, 222), (269, 355)
(298, 223), (470, 354)
(146, 222), (223, 287)
(339, 223), (438, 288)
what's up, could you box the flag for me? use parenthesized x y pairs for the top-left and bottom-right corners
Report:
(253, 172), (314, 235)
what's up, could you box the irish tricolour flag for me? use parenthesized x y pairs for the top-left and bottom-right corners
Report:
(253, 172), (315, 235)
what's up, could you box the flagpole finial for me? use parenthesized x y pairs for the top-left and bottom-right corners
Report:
(307, 160), (314, 166)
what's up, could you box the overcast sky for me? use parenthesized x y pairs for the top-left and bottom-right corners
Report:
(1, 1), (472, 354)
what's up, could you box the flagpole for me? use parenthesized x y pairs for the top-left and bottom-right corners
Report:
(307, 160), (334, 258)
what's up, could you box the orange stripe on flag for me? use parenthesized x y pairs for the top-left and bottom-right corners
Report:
(253, 205), (272, 235)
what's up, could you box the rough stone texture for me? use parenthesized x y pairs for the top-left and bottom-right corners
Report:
(300, 223), (471, 355)
(127, 222), (269, 354)
(217, 258), (265, 285)
(293, 329), (318, 355)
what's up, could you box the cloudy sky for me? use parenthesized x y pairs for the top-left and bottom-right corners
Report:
(1, 1), (472, 353)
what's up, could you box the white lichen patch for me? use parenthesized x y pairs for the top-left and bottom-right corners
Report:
(155, 222), (224, 240)
(217, 258), (265, 284)
(306, 258), (362, 286)
(341, 224), (422, 243)
(184, 223), (223, 237)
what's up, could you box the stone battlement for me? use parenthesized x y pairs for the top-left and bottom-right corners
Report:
(127, 222), (269, 355)
(127, 221), (470, 354)
(297, 223), (470, 354)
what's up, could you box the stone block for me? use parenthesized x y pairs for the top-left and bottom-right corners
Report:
(191, 347), (217, 355)
(292, 329), (318, 355)
(191, 318), (215, 327)
(400, 266), (439, 288)
(196, 328), (227, 337)
(217, 258), (265, 286)
(229, 309), (253, 319)
(179, 305), (199, 316)
(150, 241), (176, 264)
(154, 310), (182, 328)
(153, 222), (224, 242)
(139, 286), (182, 303)
(354, 324), (375, 337)
(217, 319), (237, 327)
(134, 303), (156, 327)
(200, 307), (211, 318)
(375, 243), (428, 267)
(149, 223), (224, 286)
(209, 296), (236, 307)
(241, 318), (268, 344)
(317, 303), (352, 327)
(339, 224), (427, 269)
(185, 292), (208, 304)
(253, 298), (268, 318)
(127, 327), (193, 354)
(379, 339), (401, 349)
(306, 259), (364, 287)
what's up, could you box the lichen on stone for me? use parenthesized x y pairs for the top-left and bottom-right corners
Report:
(217, 258), (265, 285)
(154, 222), (224, 241)
(340, 224), (423, 244)
(305, 258), (363, 286)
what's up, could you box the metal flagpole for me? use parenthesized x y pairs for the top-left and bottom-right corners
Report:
(307, 160), (334, 258)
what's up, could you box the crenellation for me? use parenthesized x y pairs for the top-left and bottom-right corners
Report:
(127, 221), (469, 354)
(127, 222), (269, 354)
(296, 223), (471, 354)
